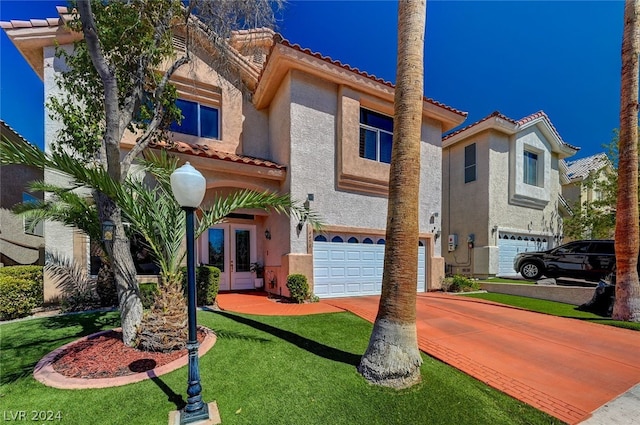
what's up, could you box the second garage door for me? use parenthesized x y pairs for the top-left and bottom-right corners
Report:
(498, 233), (549, 276)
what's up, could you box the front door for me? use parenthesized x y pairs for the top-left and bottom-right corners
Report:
(201, 224), (256, 290)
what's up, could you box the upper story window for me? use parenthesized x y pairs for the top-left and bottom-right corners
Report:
(22, 193), (43, 237)
(523, 150), (539, 186)
(359, 108), (393, 164)
(464, 143), (476, 183)
(170, 99), (219, 139)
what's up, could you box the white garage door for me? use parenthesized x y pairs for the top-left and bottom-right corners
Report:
(313, 241), (426, 298)
(498, 233), (549, 276)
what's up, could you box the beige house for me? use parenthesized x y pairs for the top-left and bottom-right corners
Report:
(562, 153), (614, 240)
(2, 7), (466, 300)
(0, 120), (44, 267)
(442, 110), (579, 278)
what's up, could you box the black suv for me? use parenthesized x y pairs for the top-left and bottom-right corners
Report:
(513, 240), (615, 281)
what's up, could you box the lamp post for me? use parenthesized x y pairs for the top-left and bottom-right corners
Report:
(170, 162), (209, 425)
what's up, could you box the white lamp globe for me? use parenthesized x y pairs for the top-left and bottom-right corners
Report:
(170, 162), (206, 208)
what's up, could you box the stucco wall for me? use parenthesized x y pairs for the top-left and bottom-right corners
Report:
(288, 70), (443, 253)
(442, 130), (491, 271)
(480, 282), (594, 306)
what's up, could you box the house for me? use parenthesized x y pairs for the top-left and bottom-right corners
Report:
(562, 153), (614, 240)
(1, 7), (467, 301)
(0, 120), (44, 267)
(441, 110), (579, 278)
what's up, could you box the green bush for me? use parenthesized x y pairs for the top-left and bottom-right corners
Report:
(0, 265), (44, 305)
(442, 274), (480, 293)
(0, 276), (42, 320)
(286, 274), (309, 303)
(180, 265), (221, 306)
(139, 282), (159, 309)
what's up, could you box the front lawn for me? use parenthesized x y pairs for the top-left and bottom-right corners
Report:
(0, 310), (561, 425)
(463, 292), (640, 331)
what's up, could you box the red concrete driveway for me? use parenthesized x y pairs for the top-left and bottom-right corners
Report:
(217, 291), (640, 424)
(323, 293), (640, 425)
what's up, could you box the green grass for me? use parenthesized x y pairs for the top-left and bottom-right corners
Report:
(0, 310), (562, 425)
(463, 292), (640, 331)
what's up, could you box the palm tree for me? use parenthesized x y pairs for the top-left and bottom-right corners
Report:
(612, 0), (640, 321)
(0, 136), (321, 349)
(358, 0), (425, 389)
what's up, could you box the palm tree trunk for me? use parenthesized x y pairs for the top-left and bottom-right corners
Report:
(612, 0), (640, 321)
(358, 0), (425, 389)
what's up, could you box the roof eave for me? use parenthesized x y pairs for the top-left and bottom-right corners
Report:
(254, 42), (467, 130)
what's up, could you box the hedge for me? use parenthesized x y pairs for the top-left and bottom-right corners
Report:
(180, 265), (221, 306)
(0, 275), (42, 320)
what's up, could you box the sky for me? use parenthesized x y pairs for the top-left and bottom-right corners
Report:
(0, 0), (626, 160)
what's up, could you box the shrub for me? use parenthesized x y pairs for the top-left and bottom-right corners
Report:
(0, 265), (44, 305)
(139, 282), (159, 309)
(442, 274), (480, 293)
(0, 276), (42, 320)
(179, 265), (221, 306)
(286, 274), (309, 303)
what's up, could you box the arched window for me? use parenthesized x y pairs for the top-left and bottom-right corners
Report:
(377, 239), (386, 245)
(419, 241), (424, 247)
(363, 238), (373, 244)
(331, 236), (344, 243)
(348, 237), (359, 243)
(314, 235), (327, 242)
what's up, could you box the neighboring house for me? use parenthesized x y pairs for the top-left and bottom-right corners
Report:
(441, 110), (579, 278)
(2, 7), (467, 301)
(0, 120), (44, 267)
(562, 153), (614, 240)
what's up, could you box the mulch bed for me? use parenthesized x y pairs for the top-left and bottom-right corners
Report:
(52, 329), (205, 379)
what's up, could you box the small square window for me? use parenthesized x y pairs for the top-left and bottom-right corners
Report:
(170, 99), (219, 139)
(359, 108), (393, 164)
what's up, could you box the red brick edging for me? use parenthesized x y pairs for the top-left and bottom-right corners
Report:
(33, 327), (216, 389)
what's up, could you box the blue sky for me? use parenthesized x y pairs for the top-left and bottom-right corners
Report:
(0, 1), (626, 159)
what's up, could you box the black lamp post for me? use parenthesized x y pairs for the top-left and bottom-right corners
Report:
(170, 162), (209, 424)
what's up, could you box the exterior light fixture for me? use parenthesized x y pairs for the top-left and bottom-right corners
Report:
(101, 219), (115, 247)
(265, 229), (271, 240)
(170, 162), (209, 424)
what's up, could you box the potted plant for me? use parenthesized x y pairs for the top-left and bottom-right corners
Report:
(250, 262), (264, 288)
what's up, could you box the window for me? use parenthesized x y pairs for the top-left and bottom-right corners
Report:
(22, 193), (43, 236)
(359, 108), (393, 163)
(464, 143), (476, 183)
(170, 99), (219, 139)
(523, 150), (538, 186)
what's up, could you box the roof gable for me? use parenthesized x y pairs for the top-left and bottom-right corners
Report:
(443, 110), (579, 159)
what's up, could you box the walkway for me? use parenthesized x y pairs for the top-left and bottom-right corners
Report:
(216, 291), (640, 425)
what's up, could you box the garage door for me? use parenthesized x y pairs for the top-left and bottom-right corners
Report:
(313, 241), (426, 298)
(498, 233), (549, 276)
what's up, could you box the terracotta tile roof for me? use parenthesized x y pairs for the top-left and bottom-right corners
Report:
(148, 140), (286, 170)
(443, 111), (516, 141)
(564, 152), (610, 180)
(0, 119), (38, 149)
(517, 110), (579, 151)
(268, 36), (467, 118)
(0, 6), (70, 30)
(443, 110), (580, 152)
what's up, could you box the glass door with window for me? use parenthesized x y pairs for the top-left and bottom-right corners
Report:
(201, 224), (256, 291)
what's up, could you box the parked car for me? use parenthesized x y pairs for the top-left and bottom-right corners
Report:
(514, 240), (615, 281)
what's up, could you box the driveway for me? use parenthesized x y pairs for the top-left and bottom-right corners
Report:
(323, 293), (640, 425)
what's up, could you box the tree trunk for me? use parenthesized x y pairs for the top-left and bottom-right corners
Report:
(613, 0), (640, 322)
(358, 0), (425, 389)
(96, 192), (142, 346)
